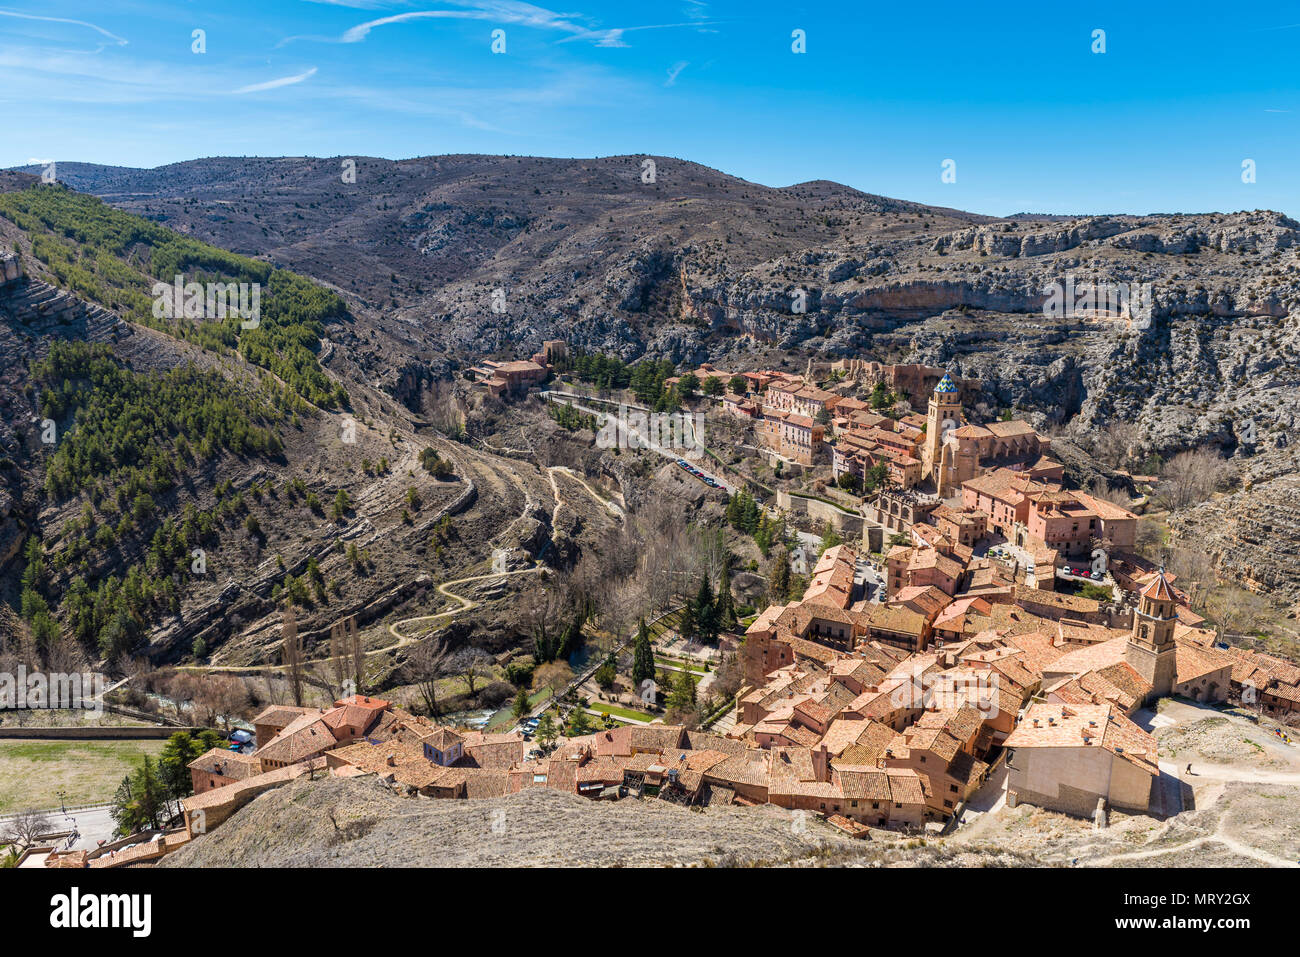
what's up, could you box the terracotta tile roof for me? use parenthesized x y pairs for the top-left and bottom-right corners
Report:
(460, 730), (527, 769)
(819, 717), (895, 760)
(683, 731), (748, 754)
(1045, 635), (1130, 675)
(1174, 641), (1233, 685)
(1140, 571), (1176, 602)
(893, 585), (953, 617)
(1004, 703), (1157, 775)
(945, 750), (989, 788)
(704, 749), (771, 789)
(885, 768), (927, 805)
(187, 747), (259, 780)
(857, 603), (927, 638)
(254, 716), (338, 765)
(834, 766), (892, 800)
(252, 705), (320, 728)
(984, 419), (1036, 438)
(914, 706), (984, 745)
(412, 725), (465, 751)
(182, 758), (327, 812)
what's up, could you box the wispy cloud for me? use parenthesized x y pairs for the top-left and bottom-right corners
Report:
(233, 66), (319, 94)
(0, 7), (128, 48)
(281, 1), (714, 48)
(300, 0), (393, 7)
(665, 60), (687, 86)
(682, 0), (709, 20)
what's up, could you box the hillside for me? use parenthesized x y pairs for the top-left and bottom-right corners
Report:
(158, 774), (1043, 868)
(0, 182), (542, 670)
(26, 155), (1300, 603)
(36, 157), (1300, 451)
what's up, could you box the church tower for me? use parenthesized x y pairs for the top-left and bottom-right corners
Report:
(1126, 571), (1178, 702)
(924, 373), (963, 487)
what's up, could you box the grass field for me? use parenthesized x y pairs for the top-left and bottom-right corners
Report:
(589, 702), (656, 722)
(0, 739), (166, 814)
(655, 656), (708, 675)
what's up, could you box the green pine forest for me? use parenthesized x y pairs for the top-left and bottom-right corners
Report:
(0, 183), (348, 409)
(0, 184), (359, 662)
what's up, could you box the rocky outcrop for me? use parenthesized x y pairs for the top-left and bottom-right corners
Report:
(1172, 449), (1300, 601)
(0, 251), (22, 286)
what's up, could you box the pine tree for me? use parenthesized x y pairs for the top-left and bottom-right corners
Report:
(755, 510), (772, 555)
(632, 618), (655, 685)
(668, 670), (697, 712)
(716, 561), (737, 631)
(512, 686), (530, 719)
(536, 712), (558, 749)
(695, 576), (718, 644)
(770, 547), (792, 603)
(679, 599), (697, 643)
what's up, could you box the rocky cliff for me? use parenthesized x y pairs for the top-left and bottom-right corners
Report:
(21, 155), (1300, 601)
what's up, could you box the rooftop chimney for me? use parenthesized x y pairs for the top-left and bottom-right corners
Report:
(813, 743), (830, 783)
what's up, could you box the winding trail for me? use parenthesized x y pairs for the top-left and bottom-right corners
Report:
(386, 565), (543, 645)
(174, 566), (544, 675)
(546, 465), (625, 526)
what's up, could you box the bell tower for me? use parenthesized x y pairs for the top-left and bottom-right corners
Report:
(925, 373), (962, 486)
(1126, 570), (1178, 702)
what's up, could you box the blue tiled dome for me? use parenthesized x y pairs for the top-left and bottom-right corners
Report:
(935, 373), (958, 394)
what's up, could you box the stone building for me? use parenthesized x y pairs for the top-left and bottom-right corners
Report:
(1003, 702), (1159, 817)
(1124, 572), (1179, 703)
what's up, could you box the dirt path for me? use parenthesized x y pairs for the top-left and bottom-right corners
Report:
(1086, 819), (1298, 868)
(386, 565), (543, 645)
(546, 465), (625, 526)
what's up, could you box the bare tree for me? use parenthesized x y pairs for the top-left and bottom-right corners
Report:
(451, 647), (491, 700)
(328, 620), (349, 700)
(1158, 448), (1234, 511)
(282, 609), (305, 707)
(1090, 421), (1140, 470)
(404, 637), (450, 716)
(1134, 518), (1167, 559)
(522, 584), (570, 660)
(348, 617), (365, 694)
(1086, 477), (1131, 507)
(165, 672), (200, 722)
(1166, 543), (1215, 608)
(426, 380), (467, 439)
(1, 808), (53, 851)
(195, 675), (250, 731)
(1205, 586), (1271, 638)
(697, 527), (729, 589)
(532, 660), (573, 697)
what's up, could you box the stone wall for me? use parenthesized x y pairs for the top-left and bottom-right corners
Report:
(775, 490), (865, 536)
(0, 725), (205, 740)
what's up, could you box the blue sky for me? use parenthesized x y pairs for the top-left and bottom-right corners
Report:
(1, 0), (1298, 216)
